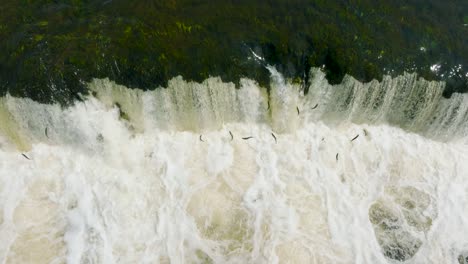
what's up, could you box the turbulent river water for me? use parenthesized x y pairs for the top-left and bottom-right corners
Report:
(0, 67), (468, 263)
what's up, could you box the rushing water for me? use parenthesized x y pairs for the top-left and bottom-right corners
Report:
(0, 68), (468, 263)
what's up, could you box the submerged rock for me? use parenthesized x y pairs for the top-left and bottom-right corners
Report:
(369, 186), (437, 262)
(458, 252), (468, 264)
(381, 230), (422, 262)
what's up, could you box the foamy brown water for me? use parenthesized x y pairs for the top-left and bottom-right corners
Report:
(0, 68), (467, 263)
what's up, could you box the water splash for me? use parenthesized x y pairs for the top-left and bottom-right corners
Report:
(0, 68), (467, 263)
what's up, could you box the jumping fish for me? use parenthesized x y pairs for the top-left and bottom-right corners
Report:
(45, 127), (49, 138)
(311, 103), (318, 110)
(296, 106), (300, 115)
(351, 134), (359, 142)
(271, 133), (277, 143)
(336, 153), (339, 161)
(199, 135), (204, 142)
(229, 131), (234, 141)
(22, 154), (31, 160)
(242, 136), (254, 140)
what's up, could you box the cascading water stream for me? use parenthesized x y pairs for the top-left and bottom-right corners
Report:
(0, 67), (467, 263)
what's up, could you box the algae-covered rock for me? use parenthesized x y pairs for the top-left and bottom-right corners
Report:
(0, 0), (466, 104)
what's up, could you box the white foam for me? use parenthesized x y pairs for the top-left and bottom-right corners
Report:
(0, 69), (467, 263)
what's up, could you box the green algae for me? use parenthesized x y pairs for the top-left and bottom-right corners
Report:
(0, 0), (466, 104)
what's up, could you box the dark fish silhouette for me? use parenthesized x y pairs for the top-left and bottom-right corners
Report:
(199, 135), (204, 142)
(271, 133), (277, 143)
(296, 106), (300, 115)
(242, 136), (254, 140)
(45, 127), (49, 138)
(351, 134), (359, 142)
(267, 101), (270, 110)
(336, 153), (339, 161)
(363, 129), (369, 136)
(311, 103), (318, 110)
(22, 153), (31, 160)
(229, 131), (234, 141)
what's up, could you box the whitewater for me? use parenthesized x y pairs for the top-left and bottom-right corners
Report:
(0, 67), (468, 263)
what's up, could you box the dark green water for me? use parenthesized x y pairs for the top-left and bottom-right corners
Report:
(0, 0), (467, 104)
